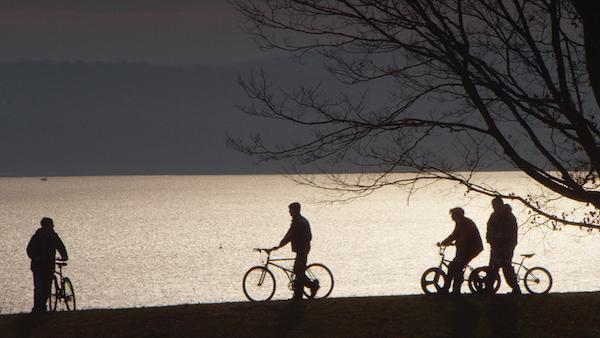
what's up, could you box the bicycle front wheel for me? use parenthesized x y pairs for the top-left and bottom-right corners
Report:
(243, 266), (276, 301)
(523, 267), (552, 294)
(48, 276), (60, 311)
(468, 267), (501, 294)
(63, 277), (76, 311)
(303, 263), (334, 299)
(421, 267), (446, 294)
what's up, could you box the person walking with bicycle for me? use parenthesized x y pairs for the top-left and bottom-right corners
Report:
(438, 207), (483, 295)
(485, 197), (522, 294)
(271, 202), (319, 301)
(27, 217), (68, 313)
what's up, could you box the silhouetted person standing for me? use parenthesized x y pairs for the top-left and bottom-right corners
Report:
(272, 202), (319, 300)
(27, 217), (68, 313)
(439, 207), (483, 295)
(485, 197), (521, 294)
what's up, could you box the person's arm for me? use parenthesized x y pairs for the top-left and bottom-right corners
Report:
(273, 226), (294, 250)
(509, 214), (518, 244)
(26, 235), (37, 260)
(55, 234), (68, 260)
(486, 215), (493, 244)
(440, 226), (457, 246)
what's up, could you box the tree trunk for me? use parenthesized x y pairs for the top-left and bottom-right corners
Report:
(571, 0), (600, 107)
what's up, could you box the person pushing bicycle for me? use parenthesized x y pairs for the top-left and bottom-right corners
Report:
(485, 197), (522, 294)
(271, 202), (319, 300)
(26, 217), (69, 313)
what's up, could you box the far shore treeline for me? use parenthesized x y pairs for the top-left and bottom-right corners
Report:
(0, 61), (516, 177)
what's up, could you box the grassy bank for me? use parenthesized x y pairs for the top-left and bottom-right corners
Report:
(1, 292), (600, 338)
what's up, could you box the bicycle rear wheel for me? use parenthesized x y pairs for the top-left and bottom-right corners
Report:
(48, 276), (60, 311)
(243, 266), (276, 301)
(468, 267), (501, 294)
(63, 278), (76, 311)
(523, 267), (552, 294)
(303, 263), (334, 299)
(421, 267), (446, 294)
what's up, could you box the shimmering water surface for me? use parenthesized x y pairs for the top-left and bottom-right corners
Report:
(1, 173), (599, 313)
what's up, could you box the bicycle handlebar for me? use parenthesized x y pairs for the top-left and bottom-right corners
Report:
(435, 243), (451, 256)
(253, 248), (273, 253)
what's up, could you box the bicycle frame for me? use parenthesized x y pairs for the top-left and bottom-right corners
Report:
(260, 250), (297, 283)
(489, 254), (530, 281)
(511, 255), (533, 282)
(436, 245), (476, 279)
(49, 261), (76, 311)
(244, 248), (334, 301)
(53, 264), (66, 294)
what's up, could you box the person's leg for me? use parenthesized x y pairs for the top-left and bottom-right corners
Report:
(485, 247), (500, 293)
(500, 245), (521, 293)
(485, 265), (500, 293)
(500, 263), (520, 293)
(293, 251), (308, 300)
(32, 271), (42, 312)
(449, 257), (468, 294)
(41, 270), (54, 309)
(300, 250), (320, 298)
(32, 270), (52, 312)
(442, 261), (455, 294)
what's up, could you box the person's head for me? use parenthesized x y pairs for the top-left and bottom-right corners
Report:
(288, 202), (301, 217)
(449, 207), (465, 222)
(40, 217), (54, 230)
(492, 196), (504, 211)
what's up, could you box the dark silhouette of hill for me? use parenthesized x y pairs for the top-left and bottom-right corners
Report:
(0, 60), (514, 177)
(1, 293), (600, 337)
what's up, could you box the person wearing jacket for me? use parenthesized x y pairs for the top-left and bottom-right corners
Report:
(272, 202), (319, 300)
(485, 197), (521, 294)
(439, 207), (483, 295)
(27, 217), (68, 312)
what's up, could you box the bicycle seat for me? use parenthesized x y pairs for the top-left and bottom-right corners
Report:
(520, 253), (535, 258)
(56, 262), (68, 267)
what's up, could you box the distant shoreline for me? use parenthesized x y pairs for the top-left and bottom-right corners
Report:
(0, 169), (522, 179)
(2, 293), (599, 337)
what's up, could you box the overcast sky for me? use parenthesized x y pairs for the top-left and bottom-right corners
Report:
(0, 1), (320, 176)
(0, 1), (268, 65)
(0, 2), (517, 176)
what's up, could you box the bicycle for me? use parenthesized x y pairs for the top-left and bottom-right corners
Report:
(468, 253), (552, 294)
(243, 248), (334, 301)
(49, 260), (76, 311)
(421, 244), (500, 294)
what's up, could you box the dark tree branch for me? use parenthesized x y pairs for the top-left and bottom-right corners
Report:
(231, 0), (600, 230)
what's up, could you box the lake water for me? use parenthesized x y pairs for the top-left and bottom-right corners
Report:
(1, 173), (599, 314)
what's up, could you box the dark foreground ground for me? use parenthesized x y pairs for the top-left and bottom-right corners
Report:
(1, 292), (600, 338)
